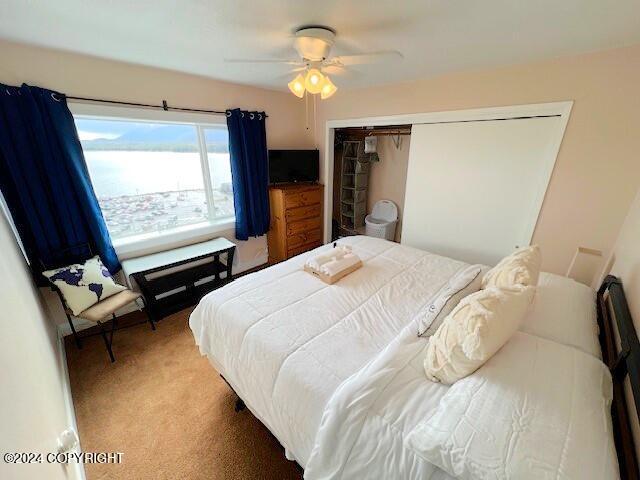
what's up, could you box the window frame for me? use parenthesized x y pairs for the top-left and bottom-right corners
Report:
(69, 102), (234, 259)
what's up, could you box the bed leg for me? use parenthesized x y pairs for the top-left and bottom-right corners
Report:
(220, 374), (246, 412)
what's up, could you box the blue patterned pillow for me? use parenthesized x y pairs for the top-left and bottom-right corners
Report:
(43, 256), (126, 315)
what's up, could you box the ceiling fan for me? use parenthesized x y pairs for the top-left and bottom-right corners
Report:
(225, 26), (403, 99)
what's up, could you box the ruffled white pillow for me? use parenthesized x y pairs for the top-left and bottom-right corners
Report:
(424, 285), (535, 384)
(481, 245), (541, 288)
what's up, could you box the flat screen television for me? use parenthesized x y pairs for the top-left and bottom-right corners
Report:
(268, 149), (319, 184)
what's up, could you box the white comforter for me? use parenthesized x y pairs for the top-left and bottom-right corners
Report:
(306, 328), (618, 479)
(305, 320), (452, 479)
(189, 236), (469, 467)
(190, 236), (616, 479)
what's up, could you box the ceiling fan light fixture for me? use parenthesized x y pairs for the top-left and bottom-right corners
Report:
(288, 73), (306, 98)
(229, 26), (402, 101)
(320, 76), (337, 99)
(305, 68), (324, 94)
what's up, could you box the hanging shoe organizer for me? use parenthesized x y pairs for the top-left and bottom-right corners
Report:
(340, 140), (373, 233)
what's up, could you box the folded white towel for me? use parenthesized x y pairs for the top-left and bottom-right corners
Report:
(306, 245), (352, 271)
(320, 253), (361, 277)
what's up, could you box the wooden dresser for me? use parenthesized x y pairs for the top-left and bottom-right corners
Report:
(267, 183), (323, 263)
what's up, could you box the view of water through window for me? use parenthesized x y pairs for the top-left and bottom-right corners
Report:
(74, 118), (234, 240)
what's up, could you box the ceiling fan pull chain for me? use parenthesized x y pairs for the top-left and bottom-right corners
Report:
(304, 92), (309, 130)
(313, 93), (317, 140)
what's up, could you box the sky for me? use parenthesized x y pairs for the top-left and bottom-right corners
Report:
(74, 118), (228, 143)
(75, 119), (134, 141)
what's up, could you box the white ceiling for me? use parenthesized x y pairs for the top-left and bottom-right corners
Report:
(1, 0), (640, 91)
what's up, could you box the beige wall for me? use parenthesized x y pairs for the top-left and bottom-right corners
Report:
(0, 39), (312, 149)
(367, 136), (410, 242)
(316, 45), (640, 277)
(0, 38), (313, 274)
(0, 39), (315, 325)
(0, 210), (78, 480)
(3, 38), (640, 291)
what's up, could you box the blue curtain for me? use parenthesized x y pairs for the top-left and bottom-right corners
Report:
(226, 108), (270, 240)
(0, 83), (120, 280)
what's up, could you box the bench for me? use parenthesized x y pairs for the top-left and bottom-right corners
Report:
(121, 238), (236, 321)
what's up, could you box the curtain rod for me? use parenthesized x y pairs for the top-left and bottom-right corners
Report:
(63, 95), (268, 117)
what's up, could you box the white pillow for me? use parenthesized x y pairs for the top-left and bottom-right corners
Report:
(43, 256), (126, 315)
(481, 245), (541, 288)
(423, 285), (534, 384)
(408, 332), (618, 480)
(418, 264), (486, 337)
(520, 272), (601, 358)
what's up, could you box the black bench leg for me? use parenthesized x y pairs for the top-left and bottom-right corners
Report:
(226, 249), (234, 282)
(140, 297), (156, 331)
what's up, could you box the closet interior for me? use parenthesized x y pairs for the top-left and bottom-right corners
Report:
(331, 125), (412, 242)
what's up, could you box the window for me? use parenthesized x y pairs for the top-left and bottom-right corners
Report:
(73, 113), (233, 244)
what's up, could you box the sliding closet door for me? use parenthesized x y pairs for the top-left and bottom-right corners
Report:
(402, 116), (562, 265)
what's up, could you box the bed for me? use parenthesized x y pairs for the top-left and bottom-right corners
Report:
(189, 236), (639, 479)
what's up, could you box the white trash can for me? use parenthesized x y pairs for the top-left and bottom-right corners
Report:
(365, 200), (398, 241)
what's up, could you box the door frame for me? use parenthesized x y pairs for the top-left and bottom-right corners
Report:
(322, 101), (573, 244)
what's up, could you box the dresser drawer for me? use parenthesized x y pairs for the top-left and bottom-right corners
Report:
(285, 203), (321, 222)
(288, 241), (322, 258)
(287, 228), (321, 249)
(284, 188), (322, 209)
(287, 217), (321, 236)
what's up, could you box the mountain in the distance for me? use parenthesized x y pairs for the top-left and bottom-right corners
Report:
(117, 124), (197, 143)
(79, 123), (229, 152)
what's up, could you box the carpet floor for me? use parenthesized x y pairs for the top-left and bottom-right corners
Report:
(66, 308), (303, 480)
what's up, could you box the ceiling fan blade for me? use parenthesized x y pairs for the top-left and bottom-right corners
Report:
(322, 64), (347, 76)
(323, 65), (361, 80)
(274, 67), (308, 81)
(224, 58), (303, 66)
(328, 51), (403, 67)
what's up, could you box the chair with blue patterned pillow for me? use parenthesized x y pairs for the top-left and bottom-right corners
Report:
(40, 244), (155, 362)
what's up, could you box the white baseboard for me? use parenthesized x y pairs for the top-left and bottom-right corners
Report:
(56, 326), (87, 480)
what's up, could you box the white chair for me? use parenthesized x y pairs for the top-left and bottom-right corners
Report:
(365, 200), (398, 241)
(41, 243), (155, 363)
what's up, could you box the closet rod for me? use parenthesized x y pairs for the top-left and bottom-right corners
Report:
(62, 95), (268, 117)
(365, 130), (411, 136)
(340, 128), (412, 136)
(341, 131), (411, 137)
